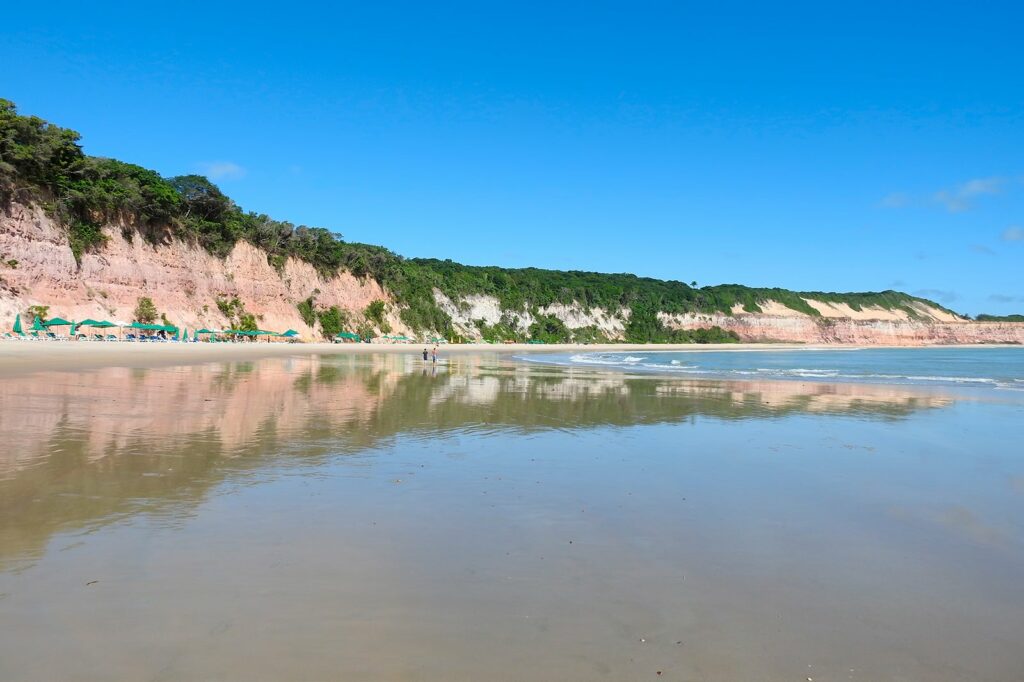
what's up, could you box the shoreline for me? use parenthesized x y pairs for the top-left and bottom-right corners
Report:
(0, 339), (1019, 376)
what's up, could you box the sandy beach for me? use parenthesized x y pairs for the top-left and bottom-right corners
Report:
(2, 339), (1020, 376)
(0, 341), (793, 375)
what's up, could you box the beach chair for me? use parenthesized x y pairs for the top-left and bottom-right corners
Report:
(45, 332), (59, 341)
(3, 332), (12, 340)
(92, 334), (105, 341)
(126, 333), (138, 342)
(105, 334), (118, 341)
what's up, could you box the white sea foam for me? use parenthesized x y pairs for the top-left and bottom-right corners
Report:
(551, 351), (1017, 391)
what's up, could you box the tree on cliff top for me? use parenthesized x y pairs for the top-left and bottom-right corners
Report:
(0, 99), (82, 201)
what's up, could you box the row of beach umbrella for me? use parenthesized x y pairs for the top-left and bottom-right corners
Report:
(10, 314), (300, 341)
(10, 315), (435, 343)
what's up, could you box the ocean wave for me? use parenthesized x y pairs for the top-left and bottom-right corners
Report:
(547, 351), (1019, 391)
(569, 354), (623, 366)
(756, 368), (841, 378)
(568, 353), (648, 365)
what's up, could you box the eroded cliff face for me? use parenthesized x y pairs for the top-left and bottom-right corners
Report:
(435, 294), (1024, 346)
(1, 201), (1022, 344)
(657, 311), (1024, 345)
(433, 292), (626, 339)
(0, 202), (402, 337)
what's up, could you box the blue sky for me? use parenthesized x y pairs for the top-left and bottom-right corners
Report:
(2, 1), (1022, 314)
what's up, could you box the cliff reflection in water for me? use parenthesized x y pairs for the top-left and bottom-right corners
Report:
(0, 353), (954, 567)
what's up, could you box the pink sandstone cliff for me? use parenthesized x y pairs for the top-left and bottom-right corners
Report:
(0, 202), (405, 337)
(1, 201), (1022, 344)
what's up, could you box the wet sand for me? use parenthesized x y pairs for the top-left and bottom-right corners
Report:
(1, 353), (1022, 680)
(0, 339), (1018, 376)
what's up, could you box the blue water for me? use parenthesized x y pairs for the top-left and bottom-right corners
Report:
(526, 347), (1024, 390)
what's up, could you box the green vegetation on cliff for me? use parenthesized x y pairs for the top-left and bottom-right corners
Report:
(0, 99), (960, 337)
(976, 314), (1024, 322)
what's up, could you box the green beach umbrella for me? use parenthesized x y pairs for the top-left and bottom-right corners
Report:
(78, 319), (115, 328)
(281, 329), (298, 337)
(43, 317), (72, 327)
(70, 322), (77, 336)
(12, 315), (22, 334)
(31, 316), (45, 331)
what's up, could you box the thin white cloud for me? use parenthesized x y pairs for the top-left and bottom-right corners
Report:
(879, 192), (910, 208)
(933, 176), (1005, 212)
(1002, 226), (1024, 241)
(197, 161), (247, 180)
(969, 244), (996, 255)
(915, 288), (958, 303)
(988, 294), (1024, 303)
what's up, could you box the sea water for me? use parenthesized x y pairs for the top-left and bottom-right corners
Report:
(530, 346), (1024, 390)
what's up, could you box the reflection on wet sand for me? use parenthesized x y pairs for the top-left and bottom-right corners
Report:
(0, 354), (957, 568)
(1, 354), (1022, 681)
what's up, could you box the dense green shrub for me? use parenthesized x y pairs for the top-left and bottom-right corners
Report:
(134, 296), (158, 323)
(26, 304), (49, 322)
(316, 306), (348, 339)
(528, 314), (571, 343)
(296, 297), (316, 327)
(364, 300), (386, 325)
(976, 313), (1024, 322)
(238, 313), (258, 332)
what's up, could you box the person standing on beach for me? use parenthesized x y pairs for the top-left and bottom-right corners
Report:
(432, 346), (438, 364)
(422, 348), (429, 361)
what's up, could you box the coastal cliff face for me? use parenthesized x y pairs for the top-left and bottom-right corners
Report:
(1, 201), (1022, 344)
(658, 310), (1024, 345)
(0, 202), (402, 336)
(435, 292), (1024, 345)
